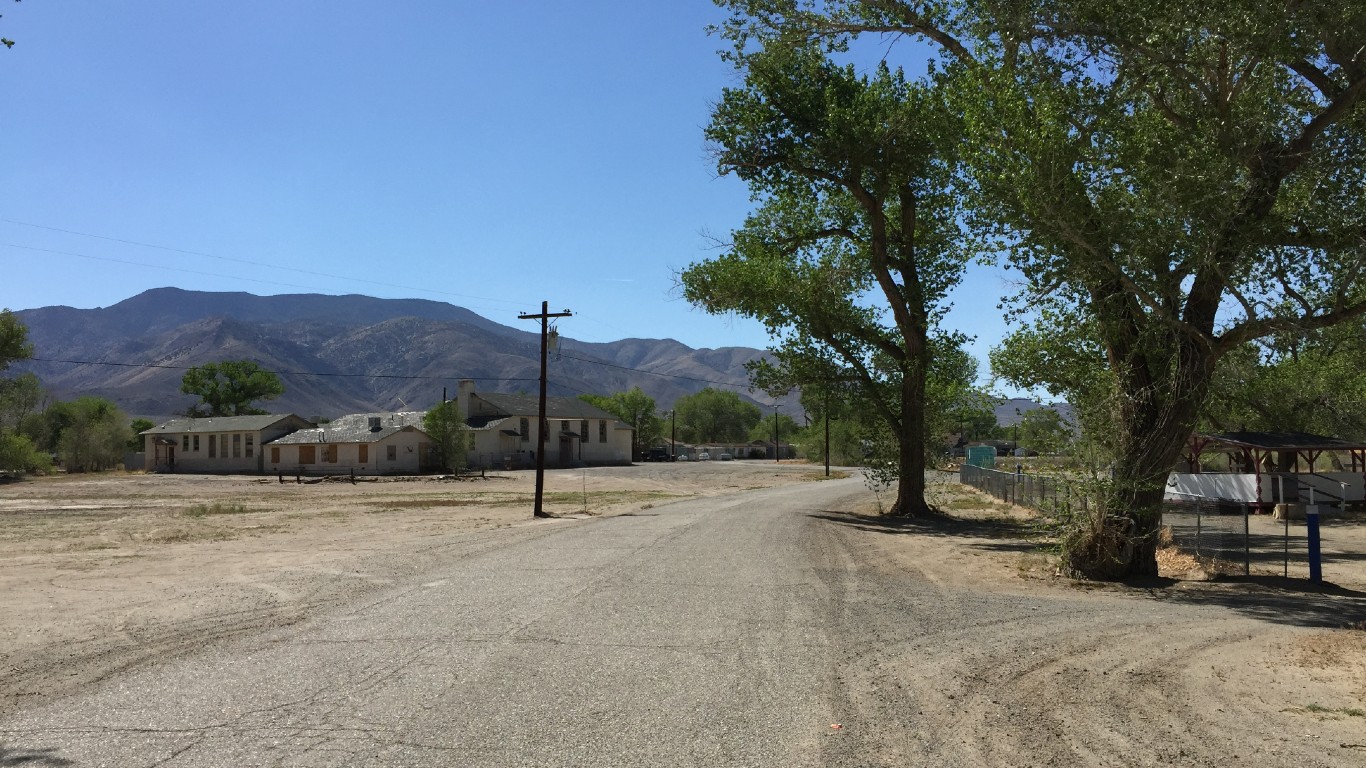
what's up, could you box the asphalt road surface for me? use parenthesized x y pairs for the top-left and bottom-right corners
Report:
(1, 477), (869, 767)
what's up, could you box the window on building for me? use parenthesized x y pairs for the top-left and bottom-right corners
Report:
(467, 432), (477, 450)
(580, 420), (588, 440)
(520, 418), (529, 442)
(599, 420), (607, 443)
(299, 445), (315, 464)
(271, 446), (280, 463)
(562, 420), (570, 433)
(387, 444), (397, 461)
(192, 435), (200, 452)
(358, 444), (368, 464)
(245, 434), (254, 458)
(208, 435), (217, 458)
(322, 444), (337, 463)
(182, 435), (189, 452)
(232, 434), (241, 458)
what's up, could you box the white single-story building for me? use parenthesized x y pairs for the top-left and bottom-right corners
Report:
(141, 414), (315, 473)
(457, 380), (633, 468)
(265, 412), (436, 475)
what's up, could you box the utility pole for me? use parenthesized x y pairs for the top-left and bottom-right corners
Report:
(774, 403), (780, 464)
(669, 409), (676, 460)
(518, 301), (572, 518)
(824, 389), (831, 477)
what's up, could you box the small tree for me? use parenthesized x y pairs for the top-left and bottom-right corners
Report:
(54, 397), (129, 472)
(673, 388), (762, 444)
(579, 388), (660, 459)
(1016, 408), (1073, 456)
(128, 418), (155, 452)
(181, 361), (284, 417)
(422, 400), (468, 473)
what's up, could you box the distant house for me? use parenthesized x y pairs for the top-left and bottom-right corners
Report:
(141, 414), (315, 473)
(457, 379), (633, 468)
(264, 411), (436, 475)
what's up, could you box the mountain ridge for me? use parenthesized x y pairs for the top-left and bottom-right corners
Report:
(14, 288), (779, 420)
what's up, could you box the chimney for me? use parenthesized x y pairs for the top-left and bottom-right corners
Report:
(458, 378), (475, 418)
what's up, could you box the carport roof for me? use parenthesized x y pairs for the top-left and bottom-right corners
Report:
(1196, 432), (1366, 452)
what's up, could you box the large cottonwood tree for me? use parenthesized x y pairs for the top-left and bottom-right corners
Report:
(682, 45), (969, 517)
(715, 0), (1366, 577)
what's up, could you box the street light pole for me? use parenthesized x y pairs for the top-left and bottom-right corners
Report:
(518, 301), (572, 518)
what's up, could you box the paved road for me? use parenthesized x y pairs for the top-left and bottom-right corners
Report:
(1, 477), (870, 767)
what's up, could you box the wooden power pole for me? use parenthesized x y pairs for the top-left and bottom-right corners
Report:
(518, 301), (572, 518)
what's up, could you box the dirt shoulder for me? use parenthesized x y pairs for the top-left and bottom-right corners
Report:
(814, 480), (1366, 767)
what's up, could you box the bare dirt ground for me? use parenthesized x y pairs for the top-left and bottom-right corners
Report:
(2, 465), (1364, 765)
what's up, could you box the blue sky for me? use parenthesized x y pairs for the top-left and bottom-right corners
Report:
(1, 1), (1023, 394)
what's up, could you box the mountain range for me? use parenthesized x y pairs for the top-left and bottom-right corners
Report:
(13, 288), (777, 420)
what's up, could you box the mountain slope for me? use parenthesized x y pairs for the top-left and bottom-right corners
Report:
(14, 288), (775, 419)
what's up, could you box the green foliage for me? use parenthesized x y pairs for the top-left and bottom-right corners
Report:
(128, 418), (155, 452)
(0, 309), (34, 372)
(579, 388), (660, 457)
(673, 388), (762, 444)
(711, 0), (1366, 570)
(0, 430), (50, 473)
(683, 38), (974, 515)
(0, 371), (43, 431)
(748, 412), (801, 445)
(180, 360), (285, 417)
(1203, 321), (1366, 439)
(422, 400), (469, 473)
(1016, 408), (1074, 456)
(53, 396), (129, 472)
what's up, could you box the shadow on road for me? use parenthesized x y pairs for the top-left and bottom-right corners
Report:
(0, 743), (73, 766)
(807, 510), (1041, 554)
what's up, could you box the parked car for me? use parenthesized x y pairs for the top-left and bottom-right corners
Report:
(698, 451), (711, 461)
(644, 447), (670, 462)
(675, 453), (690, 461)
(719, 453), (733, 461)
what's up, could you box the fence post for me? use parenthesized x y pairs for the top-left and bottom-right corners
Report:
(1243, 502), (1250, 577)
(1196, 503), (1202, 558)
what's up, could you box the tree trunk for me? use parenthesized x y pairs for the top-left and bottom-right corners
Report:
(889, 356), (931, 517)
(1064, 338), (1214, 579)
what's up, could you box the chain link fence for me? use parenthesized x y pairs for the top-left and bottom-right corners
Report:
(959, 465), (1314, 579)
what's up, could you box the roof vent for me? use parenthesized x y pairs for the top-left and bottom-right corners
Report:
(368, 416), (382, 432)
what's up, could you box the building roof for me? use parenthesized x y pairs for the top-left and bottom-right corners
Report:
(1198, 432), (1366, 452)
(142, 414), (312, 435)
(268, 411), (429, 445)
(472, 392), (620, 421)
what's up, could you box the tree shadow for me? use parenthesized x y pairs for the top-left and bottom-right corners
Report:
(1125, 576), (1366, 629)
(807, 510), (1044, 554)
(0, 744), (73, 766)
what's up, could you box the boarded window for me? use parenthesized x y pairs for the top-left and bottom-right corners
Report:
(387, 444), (397, 461)
(299, 445), (315, 464)
(520, 418), (529, 442)
(599, 420), (607, 443)
(271, 446), (279, 463)
(208, 435), (217, 458)
(232, 434), (241, 458)
(358, 444), (368, 464)
(322, 444), (337, 463)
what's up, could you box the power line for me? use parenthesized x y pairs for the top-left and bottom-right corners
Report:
(0, 217), (529, 309)
(28, 357), (539, 383)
